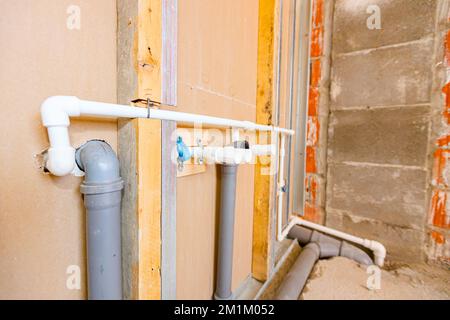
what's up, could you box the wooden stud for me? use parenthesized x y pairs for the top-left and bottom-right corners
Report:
(176, 163), (207, 178)
(136, 118), (162, 300)
(118, 0), (177, 300)
(252, 0), (278, 282)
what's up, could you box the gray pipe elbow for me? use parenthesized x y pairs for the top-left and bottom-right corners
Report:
(288, 224), (374, 264)
(288, 225), (339, 258)
(288, 225), (313, 244)
(339, 241), (373, 266)
(76, 140), (121, 184)
(276, 225), (374, 300)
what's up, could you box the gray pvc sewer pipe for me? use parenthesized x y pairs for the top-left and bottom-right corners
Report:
(214, 164), (238, 300)
(274, 225), (373, 300)
(76, 140), (124, 300)
(275, 242), (320, 300)
(289, 225), (373, 264)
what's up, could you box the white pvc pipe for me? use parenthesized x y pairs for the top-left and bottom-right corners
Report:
(76, 98), (295, 135)
(278, 216), (386, 267)
(189, 144), (276, 165)
(41, 96), (294, 176)
(269, 118), (386, 267)
(231, 127), (240, 143)
(250, 144), (277, 157)
(277, 135), (286, 243)
(189, 146), (253, 165)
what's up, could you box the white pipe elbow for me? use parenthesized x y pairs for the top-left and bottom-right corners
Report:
(45, 142), (76, 176)
(41, 96), (81, 176)
(368, 240), (386, 267)
(41, 96), (81, 127)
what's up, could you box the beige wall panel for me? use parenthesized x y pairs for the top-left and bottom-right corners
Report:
(176, 0), (259, 299)
(0, 0), (117, 299)
(0, 0), (258, 300)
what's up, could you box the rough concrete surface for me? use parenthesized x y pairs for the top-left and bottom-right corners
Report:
(301, 257), (450, 300)
(333, 0), (436, 54)
(331, 38), (434, 108)
(328, 106), (430, 167)
(326, 210), (425, 262)
(326, 0), (445, 267)
(327, 163), (428, 230)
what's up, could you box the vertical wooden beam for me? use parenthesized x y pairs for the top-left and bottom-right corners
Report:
(118, 0), (140, 300)
(252, 0), (278, 282)
(118, 0), (177, 300)
(136, 0), (163, 301)
(118, 119), (139, 299)
(137, 118), (162, 300)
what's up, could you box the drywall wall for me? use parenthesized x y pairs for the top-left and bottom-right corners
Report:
(176, 0), (259, 299)
(0, 0), (117, 299)
(0, 0), (260, 300)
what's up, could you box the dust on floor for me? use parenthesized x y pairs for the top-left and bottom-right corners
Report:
(301, 257), (450, 300)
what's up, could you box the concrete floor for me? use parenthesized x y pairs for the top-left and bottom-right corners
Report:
(301, 257), (450, 300)
(235, 239), (449, 300)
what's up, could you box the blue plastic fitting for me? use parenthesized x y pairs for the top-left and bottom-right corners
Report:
(176, 136), (191, 163)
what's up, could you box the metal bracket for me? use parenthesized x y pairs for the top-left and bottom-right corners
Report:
(196, 138), (204, 165)
(131, 98), (176, 108)
(131, 98), (160, 118)
(177, 157), (184, 172)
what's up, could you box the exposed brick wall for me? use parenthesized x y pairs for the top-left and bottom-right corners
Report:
(303, 0), (450, 266)
(325, 0), (437, 263)
(426, 0), (450, 267)
(303, 0), (333, 224)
